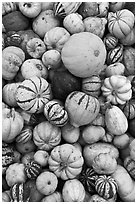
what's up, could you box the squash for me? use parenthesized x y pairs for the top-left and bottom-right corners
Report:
(15, 125), (33, 144)
(16, 139), (36, 155)
(16, 76), (52, 114)
(34, 150), (49, 167)
(26, 38), (46, 59)
(54, 2), (82, 18)
(6, 163), (27, 187)
(2, 191), (11, 202)
(21, 152), (35, 165)
(24, 160), (42, 180)
(95, 175), (118, 200)
(61, 32), (107, 78)
(42, 50), (61, 69)
(107, 44), (123, 65)
(44, 100), (68, 127)
(2, 46), (25, 80)
(5, 31), (22, 48)
(105, 63), (125, 77)
(2, 2), (17, 16)
(108, 9), (135, 39)
(83, 142), (119, 167)
(105, 105), (128, 135)
(65, 91), (100, 127)
(10, 183), (30, 202)
(36, 171), (58, 196)
(119, 99), (135, 120)
(62, 179), (85, 202)
(101, 75), (132, 105)
(48, 144), (84, 180)
(113, 133), (130, 149)
(33, 121), (61, 151)
(103, 33), (118, 50)
(88, 194), (107, 202)
(41, 2), (54, 11)
(2, 107), (24, 143)
(2, 11), (29, 32)
(109, 2), (125, 12)
(120, 27), (135, 46)
(41, 191), (63, 202)
(63, 13), (85, 34)
(44, 27), (70, 52)
(32, 10), (60, 38)
(124, 156), (135, 179)
(123, 47), (135, 76)
(18, 2), (42, 18)
(21, 59), (48, 80)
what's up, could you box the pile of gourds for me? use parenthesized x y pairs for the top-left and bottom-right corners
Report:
(2, 2), (135, 202)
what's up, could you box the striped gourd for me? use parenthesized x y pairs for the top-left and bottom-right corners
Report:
(107, 44), (123, 65)
(95, 175), (118, 200)
(54, 2), (82, 18)
(16, 76), (52, 114)
(44, 100), (68, 127)
(103, 34), (118, 50)
(119, 99), (135, 120)
(82, 75), (102, 97)
(79, 166), (98, 194)
(124, 156), (135, 179)
(10, 183), (30, 202)
(25, 161), (42, 180)
(16, 125), (33, 143)
(5, 31), (22, 47)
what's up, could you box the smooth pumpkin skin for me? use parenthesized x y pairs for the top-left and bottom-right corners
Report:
(41, 191), (63, 202)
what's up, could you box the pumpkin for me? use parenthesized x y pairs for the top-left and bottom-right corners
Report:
(62, 179), (85, 202)
(65, 91), (100, 127)
(26, 38), (46, 59)
(42, 50), (61, 70)
(79, 166), (98, 194)
(36, 171), (58, 196)
(2, 142), (14, 175)
(123, 47), (135, 76)
(6, 163), (27, 187)
(61, 32), (107, 78)
(2, 46), (25, 80)
(2, 107), (24, 143)
(105, 105), (128, 135)
(21, 152), (35, 166)
(107, 44), (123, 65)
(63, 13), (85, 34)
(83, 17), (107, 38)
(10, 183), (30, 202)
(103, 33), (118, 50)
(44, 100), (68, 127)
(108, 9), (135, 39)
(18, 2), (42, 18)
(113, 133), (130, 150)
(54, 2), (82, 18)
(2, 2), (17, 16)
(32, 10), (60, 38)
(83, 142), (119, 167)
(44, 27), (70, 52)
(16, 76), (52, 114)
(124, 156), (135, 179)
(33, 121), (61, 151)
(34, 150), (49, 167)
(119, 99), (135, 120)
(2, 11), (29, 32)
(48, 144), (84, 180)
(95, 175), (118, 200)
(15, 125), (33, 143)
(101, 75), (132, 105)
(2, 191), (11, 202)
(15, 139), (36, 154)
(41, 191), (63, 202)
(82, 75), (102, 97)
(92, 153), (117, 175)
(24, 160), (42, 180)
(61, 122), (80, 143)
(120, 27), (135, 46)
(109, 2), (125, 12)
(21, 59), (48, 80)
(105, 62), (125, 77)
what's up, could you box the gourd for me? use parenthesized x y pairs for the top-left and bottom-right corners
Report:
(62, 179), (85, 202)
(16, 76), (52, 114)
(2, 191), (11, 202)
(15, 125), (33, 144)
(101, 75), (132, 105)
(129, 139), (135, 160)
(41, 2), (54, 11)
(65, 91), (100, 127)
(2, 46), (25, 80)
(109, 2), (125, 12)
(34, 150), (49, 167)
(54, 2), (82, 18)
(48, 144), (84, 180)
(120, 27), (135, 46)
(15, 139), (36, 155)
(61, 32), (107, 78)
(10, 183), (30, 202)
(105, 105), (128, 135)
(105, 63), (125, 77)
(91, 113), (105, 127)
(42, 50), (61, 69)
(2, 107), (24, 143)
(33, 121), (61, 151)
(123, 47), (135, 76)
(88, 194), (107, 202)
(24, 160), (42, 180)
(113, 133), (130, 149)
(4, 31), (22, 47)
(119, 99), (135, 120)
(103, 33), (118, 50)
(21, 59), (48, 80)
(108, 9), (135, 39)
(124, 156), (135, 179)
(106, 44), (123, 65)
(41, 191), (63, 202)
(21, 152), (35, 165)
(44, 27), (70, 52)
(2, 2), (17, 16)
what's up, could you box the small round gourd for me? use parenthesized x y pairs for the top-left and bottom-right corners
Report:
(10, 183), (30, 202)
(107, 44), (123, 65)
(41, 191), (63, 202)
(103, 33), (118, 50)
(42, 50), (61, 69)
(24, 160), (42, 180)
(124, 156), (135, 179)
(15, 125), (33, 143)
(105, 62), (125, 77)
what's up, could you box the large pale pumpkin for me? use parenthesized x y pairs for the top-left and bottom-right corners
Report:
(61, 32), (106, 78)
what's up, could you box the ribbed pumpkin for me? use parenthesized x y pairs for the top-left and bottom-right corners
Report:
(33, 121), (61, 151)
(106, 44), (123, 65)
(16, 76), (52, 114)
(15, 125), (33, 143)
(119, 99), (135, 120)
(95, 175), (118, 200)
(61, 32), (107, 78)
(24, 161), (42, 180)
(48, 144), (84, 180)
(124, 156), (135, 179)
(108, 9), (135, 39)
(103, 33), (118, 50)
(54, 2), (82, 18)
(10, 183), (30, 202)
(65, 91), (100, 127)
(44, 100), (68, 127)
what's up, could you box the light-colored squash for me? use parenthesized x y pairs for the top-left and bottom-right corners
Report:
(113, 133), (130, 149)
(41, 191), (63, 202)
(42, 50), (61, 69)
(105, 63), (125, 77)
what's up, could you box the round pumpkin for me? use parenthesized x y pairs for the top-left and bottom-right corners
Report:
(34, 150), (49, 167)
(61, 32), (107, 78)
